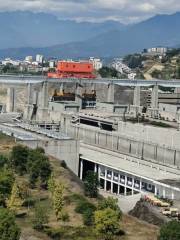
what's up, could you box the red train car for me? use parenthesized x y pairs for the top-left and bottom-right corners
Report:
(48, 61), (96, 79)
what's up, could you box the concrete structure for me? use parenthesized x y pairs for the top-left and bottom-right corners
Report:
(80, 144), (180, 199)
(49, 101), (80, 122)
(96, 102), (128, 114)
(0, 123), (79, 175)
(159, 103), (180, 121)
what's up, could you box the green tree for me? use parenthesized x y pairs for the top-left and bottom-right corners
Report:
(0, 208), (20, 240)
(32, 202), (49, 230)
(6, 181), (24, 212)
(0, 154), (9, 168)
(48, 174), (56, 196)
(27, 149), (51, 187)
(0, 168), (14, 206)
(52, 183), (64, 220)
(158, 221), (180, 240)
(94, 208), (121, 239)
(10, 145), (29, 175)
(98, 197), (122, 219)
(98, 67), (119, 78)
(84, 171), (99, 198)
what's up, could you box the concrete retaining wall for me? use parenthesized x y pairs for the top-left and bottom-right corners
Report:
(66, 123), (180, 169)
(21, 139), (79, 175)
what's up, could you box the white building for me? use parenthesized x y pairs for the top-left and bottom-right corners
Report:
(49, 60), (56, 68)
(36, 54), (44, 64)
(89, 57), (103, 70)
(145, 47), (168, 55)
(112, 58), (131, 74)
(25, 56), (33, 63)
(128, 72), (137, 80)
(2, 58), (21, 66)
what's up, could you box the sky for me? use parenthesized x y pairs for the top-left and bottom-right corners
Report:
(0, 0), (180, 23)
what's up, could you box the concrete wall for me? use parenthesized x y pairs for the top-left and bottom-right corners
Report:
(22, 139), (80, 175)
(159, 103), (180, 121)
(64, 122), (180, 169)
(118, 121), (180, 149)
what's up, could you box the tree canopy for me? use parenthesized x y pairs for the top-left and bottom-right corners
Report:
(84, 171), (99, 198)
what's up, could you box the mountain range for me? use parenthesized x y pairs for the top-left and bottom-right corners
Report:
(0, 11), (180, 59)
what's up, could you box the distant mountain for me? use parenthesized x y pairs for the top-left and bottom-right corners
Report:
(1, 12), (180, 59)
(0, 11), (124, 49)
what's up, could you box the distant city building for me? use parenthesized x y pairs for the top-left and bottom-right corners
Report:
(25, 56), (33, 63)
(89, 57), (102, 70)
(36, 54), (44, 64)
(2, 58), (21, 66)
(143, 47), (168, 56)
(49, 60), (56, 68)
(128, 72), (136, 80)
(112, 58), (131, 74)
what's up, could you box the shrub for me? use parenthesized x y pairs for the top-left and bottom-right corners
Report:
(158, 221), (180, 240)
(0, 154), (9, 168)
(94, 208), (121, 240)
(61, 211), (70, 222)
(75, 200), (96, 214)
(32, 202), (49, 230)
(83, 208), (94, 226)
(98, 197), (122, 219)
(61, 160), (67, 169)
(0, 208), (21, 240)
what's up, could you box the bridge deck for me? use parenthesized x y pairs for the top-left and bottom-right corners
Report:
(0, 75), (180, 87)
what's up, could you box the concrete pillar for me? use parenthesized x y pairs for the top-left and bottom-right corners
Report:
(132, 177), (134, 195)
(124, 175), (127, 196)
(151, 85), (159, 109)
(94, 163), (97, 173)
(75, 83), (83, 108)
(59, 83), (64, 95)
(33, 91), (39, 105)
(118, 184), (120, 195)
(40, 81), (49, 108)
(111, 171), (114, 193)
(104, 168), (107, 191)
(155, 186), (157, 196)
(171, 191), (175, 200)
(140, 179), (142, 192)
(80, 159), (83, 180)
(6, 87), (15, 112)
(27, 83), (32, 105)
(163, 188), (166, 198)
(133, 86), (141, 106)
(107, 83), (115, 103)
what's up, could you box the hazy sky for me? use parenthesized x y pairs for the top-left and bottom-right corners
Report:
(0, 0), (180, 23)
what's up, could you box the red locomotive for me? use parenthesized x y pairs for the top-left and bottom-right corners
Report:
(48, 61), (96, 79)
